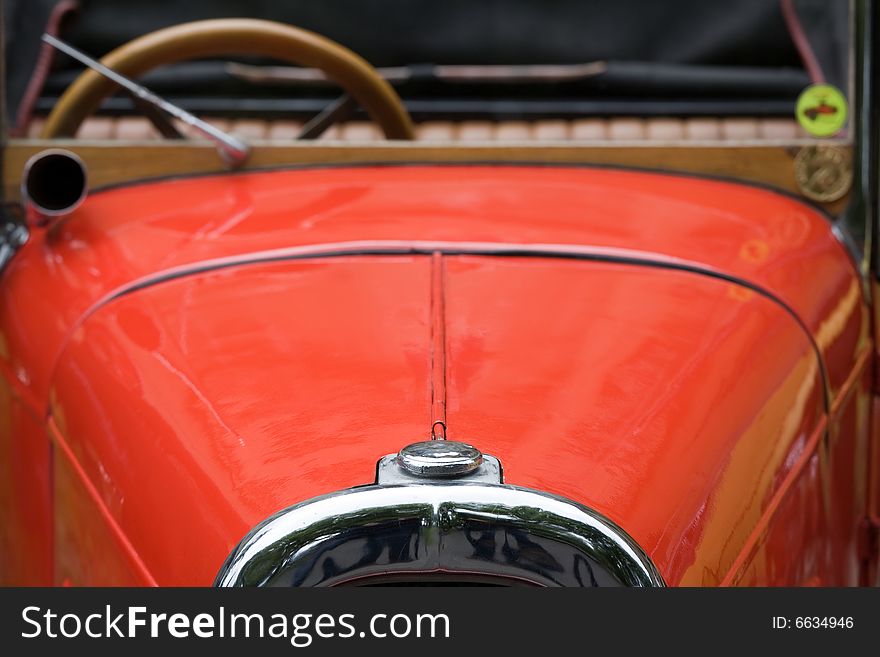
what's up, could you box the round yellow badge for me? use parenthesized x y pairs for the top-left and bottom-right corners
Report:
(795, 84), (848, 137)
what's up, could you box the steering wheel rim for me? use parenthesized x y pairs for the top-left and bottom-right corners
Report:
(41, 18), (416, 140)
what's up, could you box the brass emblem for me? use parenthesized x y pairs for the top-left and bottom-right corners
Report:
(794, 145), (853, 203)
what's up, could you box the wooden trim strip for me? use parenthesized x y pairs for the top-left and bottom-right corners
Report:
(3, 139), (852, 215)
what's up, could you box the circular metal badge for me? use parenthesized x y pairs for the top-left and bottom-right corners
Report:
(396, 440), (483, 478)
(794, 145), (853, 203)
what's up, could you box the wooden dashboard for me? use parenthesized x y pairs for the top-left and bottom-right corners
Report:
(3, 136), (853, 217)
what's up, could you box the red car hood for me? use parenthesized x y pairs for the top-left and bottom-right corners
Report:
(14, 166), (858, 586)
(6, 166), (862, 401)
(51, 251), (823, 586)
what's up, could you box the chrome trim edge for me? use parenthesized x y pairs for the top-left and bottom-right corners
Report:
(214, 482), (665, 587)
(0, 215), (28, 275)
(21, 148), (88, 218)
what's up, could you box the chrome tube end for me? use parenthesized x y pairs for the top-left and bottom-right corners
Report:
(21, 149), (88, 221)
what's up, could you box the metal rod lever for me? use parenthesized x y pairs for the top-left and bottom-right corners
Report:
(298, 95), (356, 140)
(43, 33), (250, 168)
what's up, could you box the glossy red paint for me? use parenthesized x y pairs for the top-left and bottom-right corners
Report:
(51, 417), (156, 586)
(50, 254), (827, 585)
(0, 380), (52, 585)
(0, 167), (866, 403)
(0, 165), (872, 585)
(51, 258), (433, 583)
(442, 257), (829, 586)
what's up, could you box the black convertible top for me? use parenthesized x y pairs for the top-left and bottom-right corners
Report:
(3, 0), (850, 131)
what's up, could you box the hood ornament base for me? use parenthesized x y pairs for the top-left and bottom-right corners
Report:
(395, 440), (485, 478)
(379, 440), (502, 485)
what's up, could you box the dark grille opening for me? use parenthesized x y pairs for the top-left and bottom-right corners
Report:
(342, 573), (537, 587)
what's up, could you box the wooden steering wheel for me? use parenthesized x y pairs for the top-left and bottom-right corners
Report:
(41, 18), (415, 140)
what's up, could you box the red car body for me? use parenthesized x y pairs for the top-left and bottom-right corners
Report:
(0, 165), (874, 586)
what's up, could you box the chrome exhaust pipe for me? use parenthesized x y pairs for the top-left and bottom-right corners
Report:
(21, 149), (88, 221)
